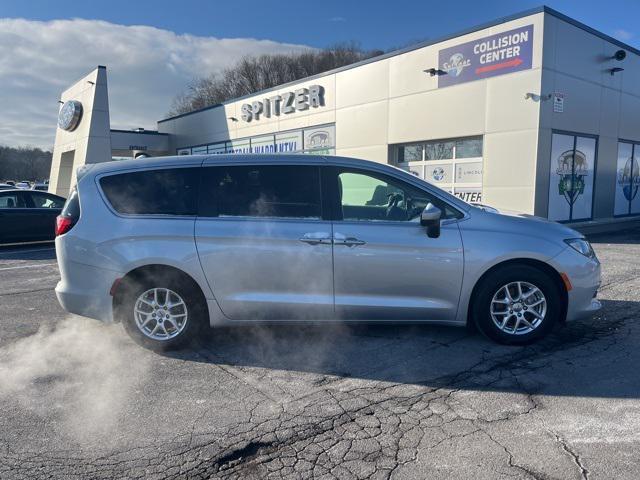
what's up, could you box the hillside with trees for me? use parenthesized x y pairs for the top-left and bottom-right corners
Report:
(169, 43), (383, 116)
(0, 146), (52, 182)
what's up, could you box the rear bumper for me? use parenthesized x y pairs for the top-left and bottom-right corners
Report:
(55, 259), (122, 323)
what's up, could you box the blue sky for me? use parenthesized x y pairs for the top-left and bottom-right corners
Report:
(1, 0), (638, 51)
(1, 0), (639, 148)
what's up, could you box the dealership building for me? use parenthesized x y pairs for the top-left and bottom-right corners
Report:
(50, 6), (640, 225)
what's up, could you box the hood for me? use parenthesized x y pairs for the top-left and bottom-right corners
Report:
(469, 205), (583, 239)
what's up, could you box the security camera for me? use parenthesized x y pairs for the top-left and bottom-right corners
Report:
(613, 50), (626, 61)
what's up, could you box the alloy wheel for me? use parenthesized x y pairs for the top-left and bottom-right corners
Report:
(490, 281), (547, 335)
(134, 288), (189, 341)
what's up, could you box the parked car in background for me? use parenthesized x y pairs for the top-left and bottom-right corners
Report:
(15, 181), (31, 189)
(54, 155), (601, 350)
(32, 182), (49, 191)
(0, 190), (65, 244)
(0, 183), (14, 190)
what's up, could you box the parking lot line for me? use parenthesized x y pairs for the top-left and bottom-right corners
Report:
(0, 246), (56, 255)
(0, 262), (57, 271)
(0, 241), (54, 248)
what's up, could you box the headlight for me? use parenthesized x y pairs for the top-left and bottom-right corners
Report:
(564, 238), (595, 259)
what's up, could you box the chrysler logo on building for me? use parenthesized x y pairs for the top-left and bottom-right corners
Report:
(58, 100), (83, 132)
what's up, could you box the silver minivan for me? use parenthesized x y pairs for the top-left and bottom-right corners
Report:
(55, 155), (601, 349)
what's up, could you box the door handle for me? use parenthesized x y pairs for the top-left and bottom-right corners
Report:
(299, 233), (332, 245)
(333, 235), (366, 247)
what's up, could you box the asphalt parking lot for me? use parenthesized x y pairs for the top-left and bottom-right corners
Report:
(0, 230), (639, 479)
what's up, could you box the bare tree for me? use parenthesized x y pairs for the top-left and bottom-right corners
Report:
(169, 43), (384, 116)
(0, 146), (52, 182)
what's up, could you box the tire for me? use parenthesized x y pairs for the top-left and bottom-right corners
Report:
(471, 264), (562, 345)
(117, 274), (206, 351)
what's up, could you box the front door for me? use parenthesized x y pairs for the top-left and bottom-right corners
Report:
(327, 167), (464, 321)
(195, 163), (334, 320)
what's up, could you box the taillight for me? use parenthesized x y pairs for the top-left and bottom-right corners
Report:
(56, 188), (81, 236)
(55, 216), (75, 236)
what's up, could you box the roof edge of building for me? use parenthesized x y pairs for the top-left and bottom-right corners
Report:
(158, 5), (640, 124)
(110, 129), (169, 136)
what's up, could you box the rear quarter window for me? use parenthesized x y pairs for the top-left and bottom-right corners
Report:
(61, 188), (80, 219)
(100, 168), (199, 215)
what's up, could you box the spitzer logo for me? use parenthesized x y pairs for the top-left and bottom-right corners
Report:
(443, 53), (471, 77)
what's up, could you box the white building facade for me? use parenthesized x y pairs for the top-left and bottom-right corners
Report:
(50, 6), (640, 225)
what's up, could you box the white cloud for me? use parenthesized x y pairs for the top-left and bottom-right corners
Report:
(0, 18), (312, 149)
(613, 28), (634, 41)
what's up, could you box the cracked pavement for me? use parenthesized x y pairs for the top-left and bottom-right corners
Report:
(0, 229), (639, 479)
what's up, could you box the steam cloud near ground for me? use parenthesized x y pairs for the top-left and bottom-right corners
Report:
(0, 317), (151, 445)
(0, 313), (353, 446)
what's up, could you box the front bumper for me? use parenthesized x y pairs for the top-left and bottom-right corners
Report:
(551, 247), (602, 322)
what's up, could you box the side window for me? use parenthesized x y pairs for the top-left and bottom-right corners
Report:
(337, 170), (460, 222)
(29, 192), (64, 209)
(0, 193), (26, 208)
(200, 165), (322, 219)
(100, 168), (199, 215)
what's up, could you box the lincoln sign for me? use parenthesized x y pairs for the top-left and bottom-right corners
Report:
(438, 25), (533, 87)
(241, 85), (325, 122)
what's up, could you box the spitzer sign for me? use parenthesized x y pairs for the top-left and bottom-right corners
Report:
(438, 25), (533, 87)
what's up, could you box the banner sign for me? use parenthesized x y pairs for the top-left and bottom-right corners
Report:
(304, 125), (335, 155)
(250, 135), (276, 154)
(454, 188), (482, 203)
(455, 161), (483, 184)
(275, 130), (303, 153)
(547, 133), (596, 222)
(228, 139), (250, 154)
(438, 25), (533, 88)
(614, 142), (640, 216)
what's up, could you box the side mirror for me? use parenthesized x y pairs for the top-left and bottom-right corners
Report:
(420, 203), (442, 238)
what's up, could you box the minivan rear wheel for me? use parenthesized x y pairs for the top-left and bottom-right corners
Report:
(472, 265), (561, 345)
(119, 276), (205, 350)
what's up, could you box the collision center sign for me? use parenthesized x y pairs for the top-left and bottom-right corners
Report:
(438, 25), (533, 87)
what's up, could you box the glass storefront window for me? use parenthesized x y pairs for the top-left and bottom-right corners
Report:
(398, 144), (423, 163)
(397, 137), (482, 162)
(394, 136), (484, 204)
(207, 142), (226, 154)
(455, 137), (483, 158)
(177, 124), (335, 156)
(425, 141), (454, 160)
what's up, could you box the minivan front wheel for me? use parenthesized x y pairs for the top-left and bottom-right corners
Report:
(472, 265), (561, 345)
(119, 276), (205, 350)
